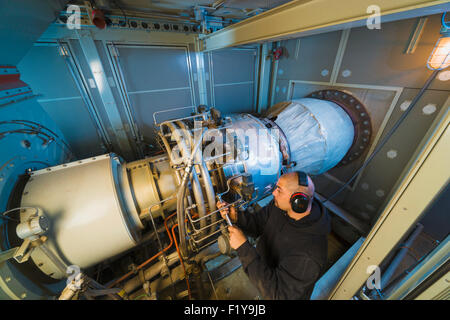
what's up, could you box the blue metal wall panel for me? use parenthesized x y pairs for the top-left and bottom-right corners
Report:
(117, 46), (193, 92)
(113, 45), (196, 148)
(18, 45), (105, 158)
(213, 84), (254, 114)
(210, 47), (257, 113)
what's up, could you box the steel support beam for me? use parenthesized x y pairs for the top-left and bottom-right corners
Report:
(327, 103), (449, 299)
(76, 30), (135, 159)
(200, 0), (449, 51)
(386, 235), (449, 300)
(194, 38), (209, 106)
(256, 43), (272, 114)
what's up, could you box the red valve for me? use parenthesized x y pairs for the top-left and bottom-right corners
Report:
(92, 9), (106, 29)
(272, 47), (283, 60)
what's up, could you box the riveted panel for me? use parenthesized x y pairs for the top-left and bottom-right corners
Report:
(337, 14), (448, 90)
(18, 45), (105, 158)
(210, 47), (257, 113)
(276, 31), (342, 83)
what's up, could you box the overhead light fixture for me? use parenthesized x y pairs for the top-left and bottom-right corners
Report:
(427, 34), (450, 70)
(427, 12), (450, 70)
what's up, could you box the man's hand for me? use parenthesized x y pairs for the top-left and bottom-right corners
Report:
(228, 226), (247, 250)
(216, 201), (237, 223)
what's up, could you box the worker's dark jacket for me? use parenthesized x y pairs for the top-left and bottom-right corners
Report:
(236, 198), (330, 300)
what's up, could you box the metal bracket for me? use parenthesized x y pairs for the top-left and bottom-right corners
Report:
(13, 238), (34, 263)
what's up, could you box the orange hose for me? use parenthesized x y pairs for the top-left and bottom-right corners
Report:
(171, 223), (192, 300)
(107, 212), (177, 288)
(107, 211), (199, 290)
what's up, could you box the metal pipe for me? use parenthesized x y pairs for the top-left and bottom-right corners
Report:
(170, 125), (207, 257)
(385, 235), (449, 300)
(380, 223), (424, 291)
(164, 122), (208, 241)
(122, 251), (180, 294)
(176, 120), (217, 234)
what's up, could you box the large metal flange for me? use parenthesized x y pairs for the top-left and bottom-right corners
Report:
(306, 89), (372, 166)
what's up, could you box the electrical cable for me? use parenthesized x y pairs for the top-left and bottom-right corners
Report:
(323, 69), (439, 203)
(0, 120), (61, 139)
(1, 206), (38, 217)
(378, 242), (439, 296)
(147, 205), (177, 298)
(376, 288), (384, 300)
(0, 129), (73, 159)
(0, 120), (73, 154)
(171, 224), (192, 300)
(106, 212), (176, 289)
(0, 215), (19, 222)
(113, 0), (128, 26)
(0, 120), (74, 158)
(133, 293), (150, 300)
(441, 12), (450, 29)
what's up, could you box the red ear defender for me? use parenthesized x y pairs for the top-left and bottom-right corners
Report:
(290, 192), (310, 213)
(289, 171), (311, 213)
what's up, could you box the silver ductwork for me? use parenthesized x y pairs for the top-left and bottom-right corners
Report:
(268, 98), (355, 175)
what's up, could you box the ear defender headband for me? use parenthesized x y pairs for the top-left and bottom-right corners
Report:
(290, 171), (311, 213)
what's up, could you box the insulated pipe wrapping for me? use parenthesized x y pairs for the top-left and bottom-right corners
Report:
(271, 98), (355, 175)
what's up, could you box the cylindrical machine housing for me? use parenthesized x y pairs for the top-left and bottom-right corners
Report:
(268, 98), (355, 175)
(20, 154), (143, 279)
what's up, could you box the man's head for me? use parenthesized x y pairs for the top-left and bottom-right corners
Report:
(272, 171), (315, 213)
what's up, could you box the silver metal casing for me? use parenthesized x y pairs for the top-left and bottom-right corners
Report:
(20, 154), (142, 279)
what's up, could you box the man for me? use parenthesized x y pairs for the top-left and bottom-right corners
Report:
(217, 171), (330, 300)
